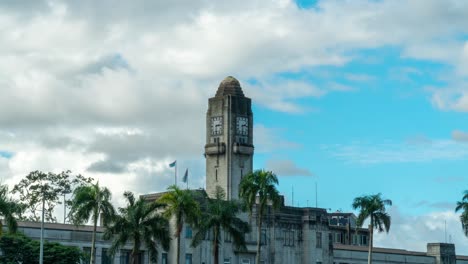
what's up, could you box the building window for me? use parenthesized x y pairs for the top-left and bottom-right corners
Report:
(204, 229), (213, 240)
(162, 253), (168, 264)
(120, 250), (130, 264)
(185, 253), (192, 264)
(224, 230), (232, 242)
(352, 234), (358, 245)
(241, 259), (251, 264)
(102, 248), (113, 264)
(335, 233), (342, 244)
(185, 226), (193, 238)
(261, 228), (267, 245)
(360, 235), (367, 245)
(83, 247), (92, 264)
(224, 258), (231, 264)
(120, 250), (142, 264)
(316, 232), (322, 248)
(284, 230), (294, 246)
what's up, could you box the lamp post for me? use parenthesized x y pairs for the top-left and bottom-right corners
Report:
(39, 184), (48, 264)
(40, 194), (45, 264)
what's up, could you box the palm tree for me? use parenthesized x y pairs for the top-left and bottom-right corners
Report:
(104, 191), (170, 264)
(455, 190), (468, 237)
(239, 169), (281, 264)
(0, 184), (21, 235)
(352, 193), (392, 264)
(158, 185), (200, 264)
(191, 187), (249, 264)
(69, 181), (115, 264)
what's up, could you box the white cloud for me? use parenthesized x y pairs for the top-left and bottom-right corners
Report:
(1, 0), (468, 221)
(265, 159), (314, 177)
(344, 73), (375, 82)
(255, 124), (301, 153)
(430, 84), (468, 112)
(323, 139), (468, 164)
(246, 78), (325, 113)
(452, 130), (468, 142)
(374, 207), (468, 255)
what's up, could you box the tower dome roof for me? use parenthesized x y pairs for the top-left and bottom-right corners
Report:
(215, 76), (244, 97)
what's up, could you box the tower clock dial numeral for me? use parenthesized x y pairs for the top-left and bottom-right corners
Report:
(211, 116), (223, 135)
(236, 117), (249, 136)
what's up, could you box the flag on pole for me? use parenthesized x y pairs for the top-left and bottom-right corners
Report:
(169, 160), (176, 168)
(169, 160), (177, 186)
(182, 169), (188, 183)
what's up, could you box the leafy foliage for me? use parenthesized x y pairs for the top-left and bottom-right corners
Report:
(69, 181), (115, 264)
(0, 184), (22, 235)
(158, 185), (200, 264)
(239, 169), (280, 264)
(12, 170), (93, 222)
(455, 190), (468, 237)
(0, 233), (84, 264)
(104, 191), (170, 264)
(352, 193), (392, 232)
(192, 187), (249, 264)
(352, 193), (392, 264)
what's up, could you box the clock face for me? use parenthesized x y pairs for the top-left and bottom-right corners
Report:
(236, 117), (249, 136)
(211, 116), (223, 135)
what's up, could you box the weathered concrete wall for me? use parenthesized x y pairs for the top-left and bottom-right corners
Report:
(427, 243), (457, 264)
(334, 249), (435, 264)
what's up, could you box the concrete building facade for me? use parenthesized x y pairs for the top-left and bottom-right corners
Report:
(205, 76), (254, 200)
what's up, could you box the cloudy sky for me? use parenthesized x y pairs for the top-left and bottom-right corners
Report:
(1, 0), (468, 254)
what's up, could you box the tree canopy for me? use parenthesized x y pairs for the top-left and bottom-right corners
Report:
(0, 233), (84, 264)
(12, 170), (93, 223)
(239, 169), (280, 264)
(192, 187), (249, 264)
(352, 193), (392, 264)
(455, 190), (468, 237)
(158, 185), (200, 264)
(0, 184), (22, 235)
(69, 181), (115, 264)
(104, 191), (170, 264)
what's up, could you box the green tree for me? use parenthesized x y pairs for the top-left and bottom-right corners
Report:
(352, 193), (392, 264)
(455, 190), (468, 237)
(239, 169), (281, 264)
(69, 181), (115, 264)
(158, 185), (200, 264)
(192, 187), (250, 264)
(104, 191), (170, 264)
(12, 170), (92, 222)
(0, 184), (22, 235)
(0, 232), (84, 264)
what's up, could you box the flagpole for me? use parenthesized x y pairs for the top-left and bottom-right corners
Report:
(175, 162), (177, 187)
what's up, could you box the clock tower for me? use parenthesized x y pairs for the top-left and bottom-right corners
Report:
(205, 76), (254, 200)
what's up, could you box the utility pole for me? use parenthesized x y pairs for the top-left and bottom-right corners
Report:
(444, 220), (447, 243)
(63, 193), (66, 224)
(40, 191), (45, 264)
(315, 182), (318, 208)
(292, 186), (294, 207)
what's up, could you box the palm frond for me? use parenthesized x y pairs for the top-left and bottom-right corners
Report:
(105, 191), (171, 261)
(352, 193), (392, 233)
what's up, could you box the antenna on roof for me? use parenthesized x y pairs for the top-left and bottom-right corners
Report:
(315, 182), (318, 208)
(444, 220), (447, 243)
(292, 186), (294, 207)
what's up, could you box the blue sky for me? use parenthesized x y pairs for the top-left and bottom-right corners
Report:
(253, 45), (468, 215)
(0, 0), (468, 253)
